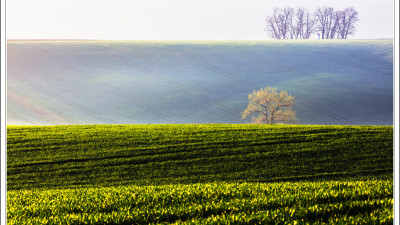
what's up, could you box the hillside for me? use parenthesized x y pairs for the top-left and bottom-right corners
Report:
(7, 40), (393, 125)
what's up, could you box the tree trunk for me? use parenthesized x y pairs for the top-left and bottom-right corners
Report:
(264, 105), (269, 124)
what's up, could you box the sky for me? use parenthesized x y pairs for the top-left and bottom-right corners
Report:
(6, 0), (394, 40)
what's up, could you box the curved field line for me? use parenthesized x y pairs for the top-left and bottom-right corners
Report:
(172, 46), (353, 125)
(239, 49), (387, 125)
(171, 46), (257, 90)
(30, 45), (179, 124)
(308, 47), (392, 76)
(248, 48), (392, 107)
(7, 109), (37, 125)
(8, 71), (111, 124)
(96, 46), (241, 120)
(7, 85), (81, 125)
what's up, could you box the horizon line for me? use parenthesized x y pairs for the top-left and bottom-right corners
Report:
(6, 38), (394, 42)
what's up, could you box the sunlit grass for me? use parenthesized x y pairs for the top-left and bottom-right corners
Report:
(8, 124), (392, 190)
(8, 180), (393, 224)
(7, 124), (393, 224)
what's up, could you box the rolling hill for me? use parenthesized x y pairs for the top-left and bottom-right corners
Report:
(7, 40), (393, 125)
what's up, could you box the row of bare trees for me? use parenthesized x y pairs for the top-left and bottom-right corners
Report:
(266, 6), (359, 39)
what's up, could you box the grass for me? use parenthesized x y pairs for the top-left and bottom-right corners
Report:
(7, 124), (392, 190)
(7, 124), (393, 224)
(8, 181), (393, 224)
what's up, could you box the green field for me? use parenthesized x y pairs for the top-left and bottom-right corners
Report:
(7, 124), (393, 224)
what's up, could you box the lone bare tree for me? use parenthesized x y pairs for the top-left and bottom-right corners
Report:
(242, 87), (297, 124)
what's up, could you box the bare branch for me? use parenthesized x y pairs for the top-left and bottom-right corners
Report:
(241, 87), (297, 124)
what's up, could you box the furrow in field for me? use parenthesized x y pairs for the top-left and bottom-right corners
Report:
(308, 47), (392, 76)
(30, 45), (179, 124)
(95, 46), (240, 120)
(250, 47), (392, 107)
(7, 85), (80, 124)
(7, 125), (393, 190)
(174, 46), (354, 125)
(8, 71), (110, 124)
(7, 180), (393, 224)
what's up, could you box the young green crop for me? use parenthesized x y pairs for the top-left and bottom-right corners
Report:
(8, 180), (392, 224)
(7, 124), (392, 190)
(7, 124), (393, 224)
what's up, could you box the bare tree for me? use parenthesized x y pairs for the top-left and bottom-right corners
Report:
(266, 7), (295, 39)
(314, 7), (326, 39)
(314, 7), (334, 39)
(266, 8), (282, 39)
(294, 7), (305, 38)
(329, 11), (343, 39)
(283, 7), (295, 39)
(266, 6), (315, 39)
(314, 7), (359, 39)
(324, 7), (335, 39)
(266, 6), (357, 39)
(339, 7), (359, 39)
(303, 9), (316, 39)
(294, 7), (316, 39)
(242, 87), (297, 124)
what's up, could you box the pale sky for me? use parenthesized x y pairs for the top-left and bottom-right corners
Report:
(6, 0), (394, 40)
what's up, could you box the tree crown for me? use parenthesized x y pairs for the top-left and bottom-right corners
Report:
(242, 87), (297, 124)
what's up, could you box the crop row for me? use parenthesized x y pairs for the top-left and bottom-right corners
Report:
(7, 124), (393, 190)
(7, 180), (393, 224)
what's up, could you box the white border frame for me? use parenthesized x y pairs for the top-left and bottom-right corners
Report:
(0, 1), (398, 224)
(1, 0), (6, 222)
(0, 0), (7, 221)
(1, 0), (6, 223)
(394, 0), (399, 223)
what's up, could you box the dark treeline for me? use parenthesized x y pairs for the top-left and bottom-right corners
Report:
(266, 6), (359, 39)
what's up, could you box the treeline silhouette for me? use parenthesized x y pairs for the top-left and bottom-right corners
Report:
(266, 6), (359, 39)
